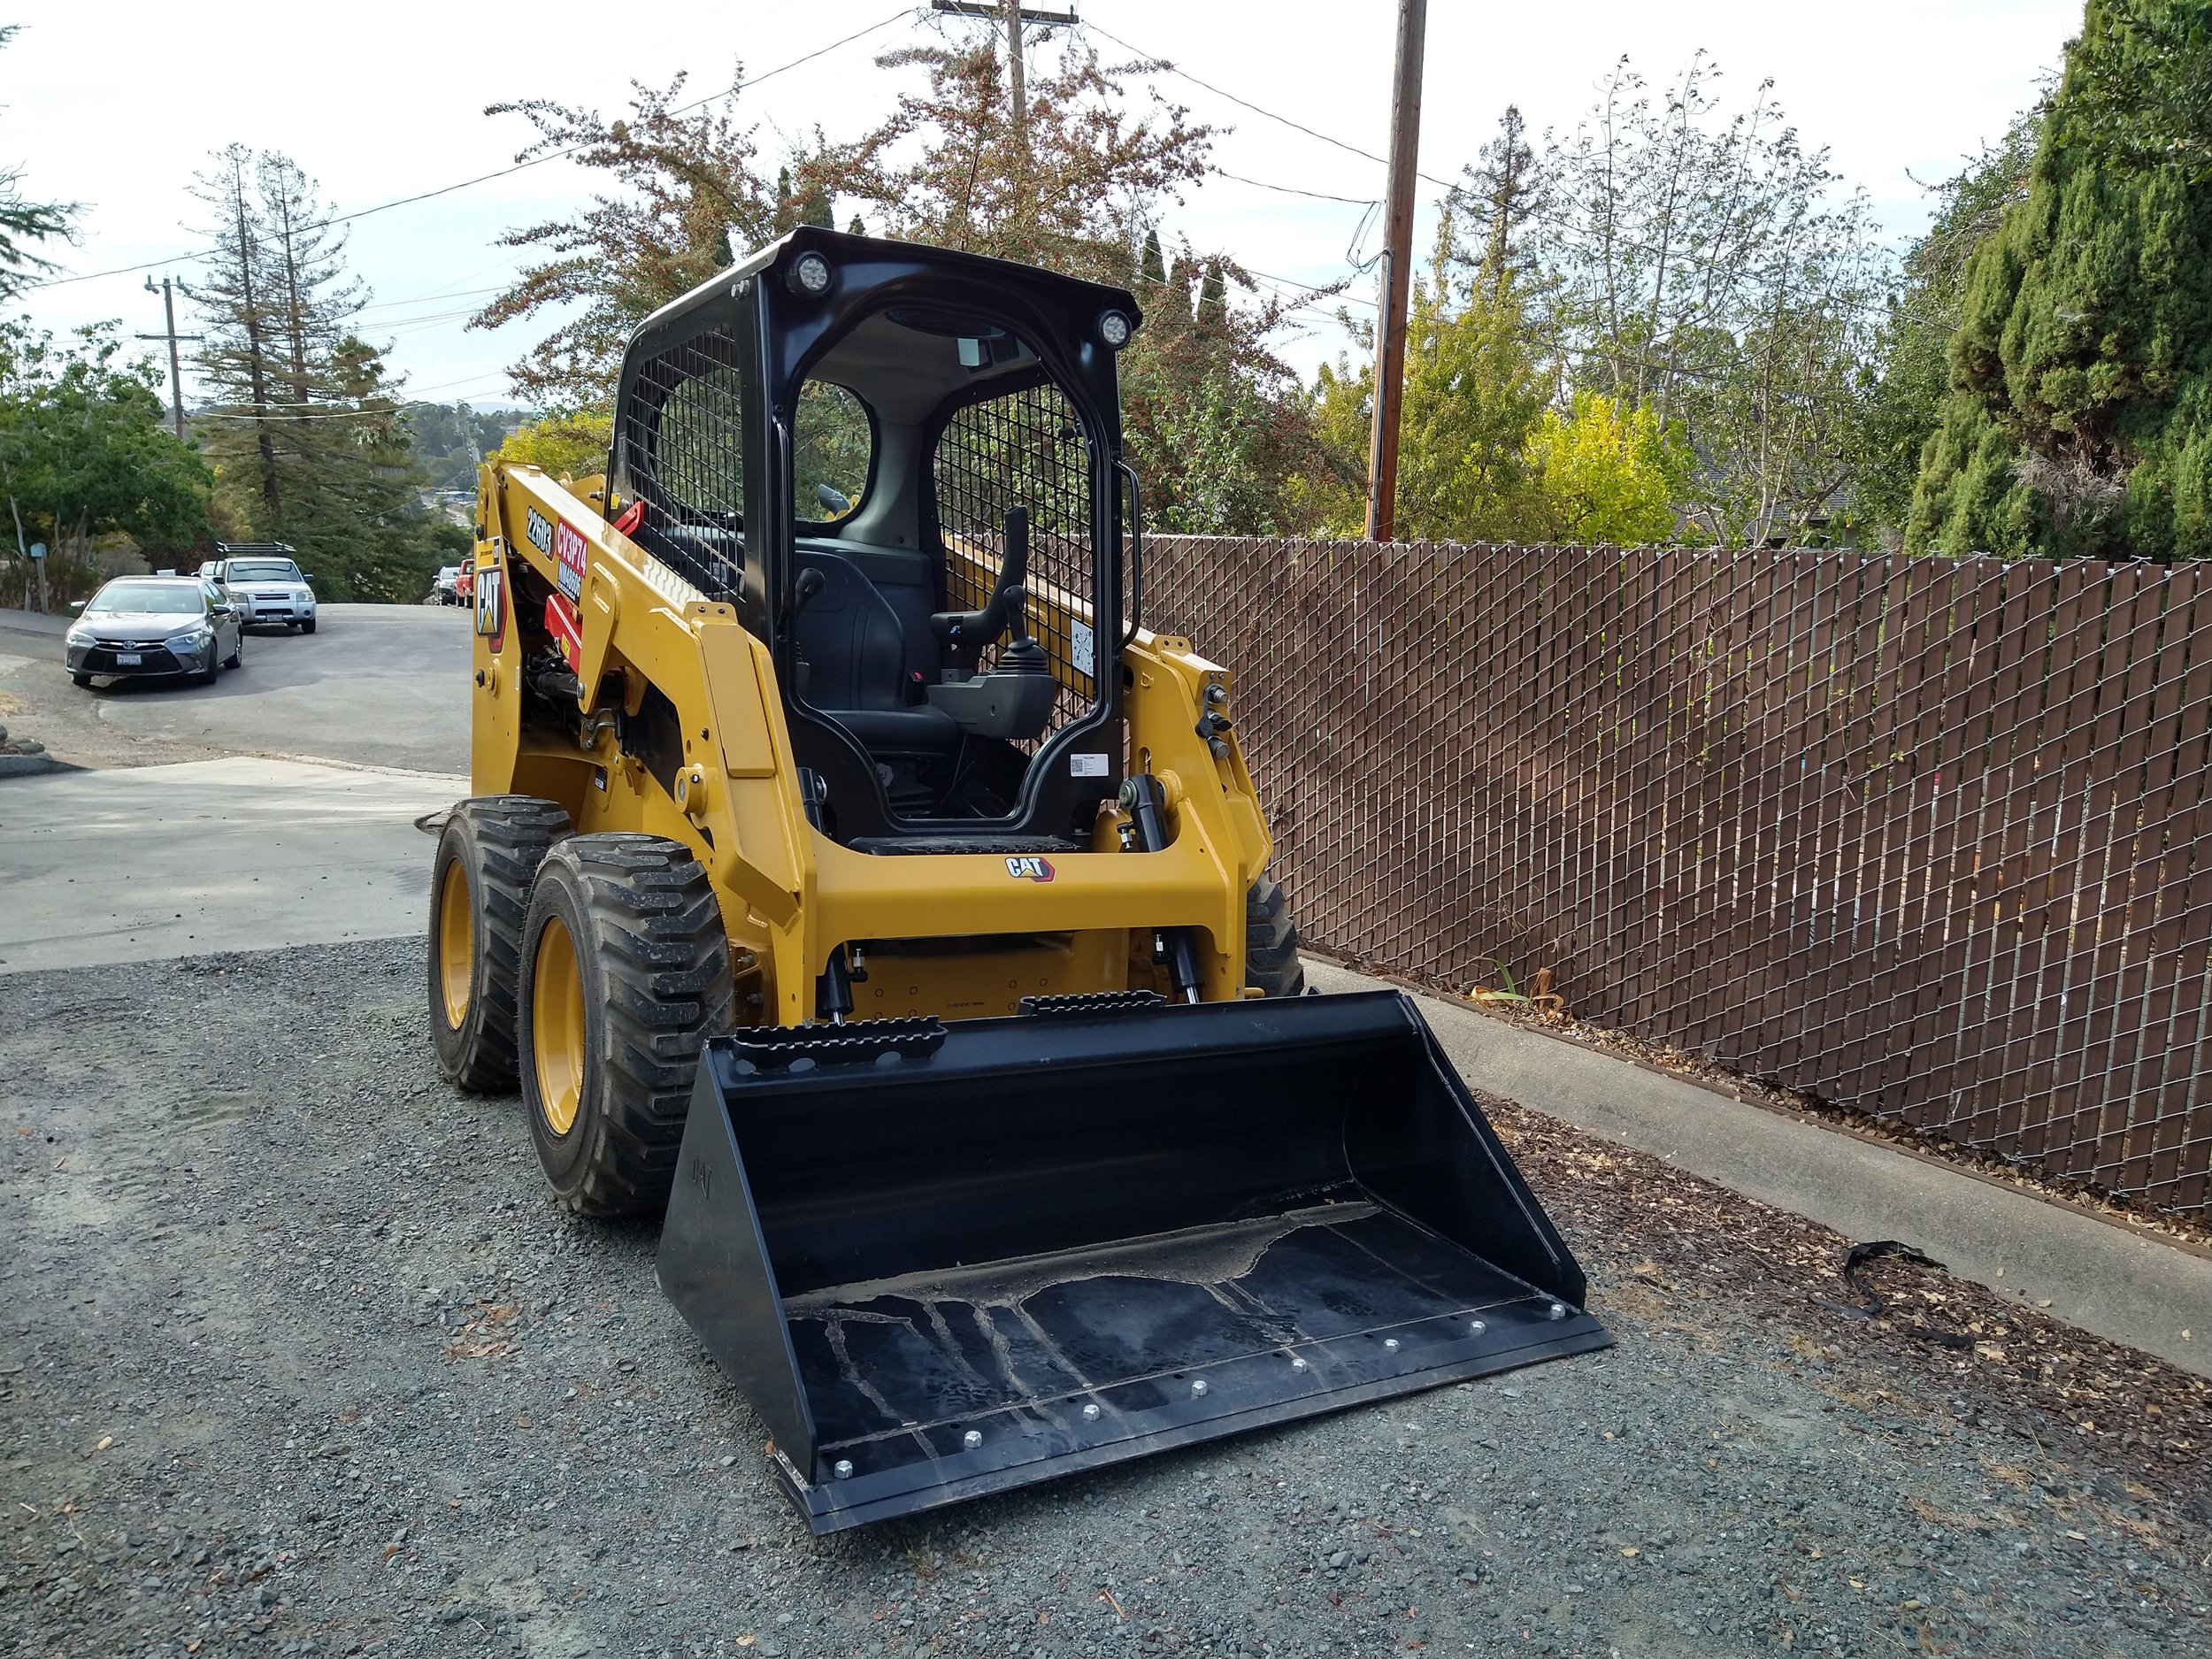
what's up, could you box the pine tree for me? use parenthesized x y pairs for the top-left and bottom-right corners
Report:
(1461, 105), (1538, 302)
(190, 146), (283, 526)
(191, 148), (459, 599)
(1908, 1), (2212, 558)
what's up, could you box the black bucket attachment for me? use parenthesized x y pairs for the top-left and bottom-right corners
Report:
(657, 988), (1608, 1532)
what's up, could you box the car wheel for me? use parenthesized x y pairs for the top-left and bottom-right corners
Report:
(194, 655), (219, 687)
(71, 672), (92, 688)
(301, 618), (317, 634)
(224, 630), (243, 670)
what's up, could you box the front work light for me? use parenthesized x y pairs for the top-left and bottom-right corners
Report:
(787, 252), (833, 297)
(1097, 310), (1133, 349)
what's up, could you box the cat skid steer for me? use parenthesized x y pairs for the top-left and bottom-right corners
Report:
(428, 227), (1607, 1532)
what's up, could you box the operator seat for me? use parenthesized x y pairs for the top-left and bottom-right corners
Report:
(793, 550), (958, 754)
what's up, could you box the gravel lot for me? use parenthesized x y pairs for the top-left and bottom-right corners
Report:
(4, 940), (2209, 1659)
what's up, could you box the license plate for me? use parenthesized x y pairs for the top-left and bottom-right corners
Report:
(116, 652), (141, 665)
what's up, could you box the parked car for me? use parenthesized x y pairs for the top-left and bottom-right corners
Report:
(201, 549), (318, 633)
(65, 576), (244, 687)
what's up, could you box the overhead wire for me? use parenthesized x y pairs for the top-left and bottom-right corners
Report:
(1081, 19), (1460, 194)
(24, 5), (924, 293)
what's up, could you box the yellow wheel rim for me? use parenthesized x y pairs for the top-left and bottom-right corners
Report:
(435, 860), (473, 1029)
(532, 914), (586, 1136)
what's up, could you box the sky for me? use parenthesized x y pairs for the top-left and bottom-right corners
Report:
(5, 0), (2083, 411)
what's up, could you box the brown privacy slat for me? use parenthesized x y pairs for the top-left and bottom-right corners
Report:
(1150, 536), (2212, 1218)
(2070, 571), (2167, 1181)
(1905, 557), (2001, 1128)
(2138, 569), (2212, 1202)
(1951, 561), (2048, 1148)
(1783, 554), (1853, 1077)
(2008, 562), (2101, 1168)
(1863, 557), (1951, 1117)
(2114, 566), (2200, 1194)
(2042, 564), (2140, 1181)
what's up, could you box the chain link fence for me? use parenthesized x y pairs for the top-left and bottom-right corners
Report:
(1150, 536), (2212, 1219)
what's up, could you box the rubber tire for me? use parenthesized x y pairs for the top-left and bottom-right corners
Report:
(1243, 874), (1308, 997)
(518, 833), (733, 1217)
(428, 795), (572, 1091)
(71, 672), (91, 687)
(193, 655), (219, 687)
(224, 631), (243, 670)
(300, 618), (316, 634)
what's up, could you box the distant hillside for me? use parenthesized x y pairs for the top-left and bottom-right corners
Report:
(406, 402), (528, 492)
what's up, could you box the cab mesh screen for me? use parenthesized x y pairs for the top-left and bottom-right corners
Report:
(930, 381), (1097, 722)
(620, 329), (746, 603)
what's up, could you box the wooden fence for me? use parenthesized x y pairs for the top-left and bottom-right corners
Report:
(1149, 537), (2212, 1218)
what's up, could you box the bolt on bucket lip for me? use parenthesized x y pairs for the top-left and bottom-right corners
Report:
(657, 988), (1609, 1533)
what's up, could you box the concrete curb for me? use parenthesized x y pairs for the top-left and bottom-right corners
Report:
(1305, 958), (2212, 1379)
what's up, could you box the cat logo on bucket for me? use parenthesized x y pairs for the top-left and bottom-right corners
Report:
(1005, 855), (1056, 883)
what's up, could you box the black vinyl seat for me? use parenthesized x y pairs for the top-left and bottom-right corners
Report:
(795, 551), (959, 755)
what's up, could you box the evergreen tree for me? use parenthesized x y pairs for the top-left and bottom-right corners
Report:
(1907, 0), (2212, 558)
(2068, 0), (2212, 181)
(1851, 110), (2041, 541)
(190, 147), (459, 599)
(1397, 210), (1549, 540)
(1461, 105), (1540, 303)
(190, 145), (283, 525)
(1139, 227), (1166, 286)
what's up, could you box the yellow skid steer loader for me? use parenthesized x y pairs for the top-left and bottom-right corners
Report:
(428, 227), (1606, 1532)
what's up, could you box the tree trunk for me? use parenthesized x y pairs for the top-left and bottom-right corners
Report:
(232, 166), (283, 527)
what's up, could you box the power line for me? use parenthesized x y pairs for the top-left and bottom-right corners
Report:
(1216, 171), (1378, 206)
(24, 6), (922, 294)
(1084, 19), (1456, 193)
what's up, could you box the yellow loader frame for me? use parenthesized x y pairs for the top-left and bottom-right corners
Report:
(469, 460), (1274, 1026)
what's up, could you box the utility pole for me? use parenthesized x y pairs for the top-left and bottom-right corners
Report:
(135, 277), (202, 441)
(930, 0), (1077, 136)
(1365, 0), (1427, 543)
(1003, 0), (1025, 150)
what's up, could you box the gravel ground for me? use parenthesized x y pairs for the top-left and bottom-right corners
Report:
(4, 940), (2209, 1659)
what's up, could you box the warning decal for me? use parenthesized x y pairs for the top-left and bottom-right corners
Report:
(544, 591), (582, 667)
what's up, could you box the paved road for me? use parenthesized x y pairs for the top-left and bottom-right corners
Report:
(0, 756), (461, 973)
(0, 605), (468, 973)
(0, 603), (470, 774)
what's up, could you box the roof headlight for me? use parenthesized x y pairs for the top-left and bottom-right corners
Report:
(787, 252), (833, 297)
(1097, 310), (1133, 350)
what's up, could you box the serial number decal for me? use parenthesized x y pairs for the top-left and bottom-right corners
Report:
(553, 518), (588, 602)
(524, 506), (555, 556)
(543, 591), (582, 668)
(1005, 856), (1056, 883)
(1069, 752), (1109, 778)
